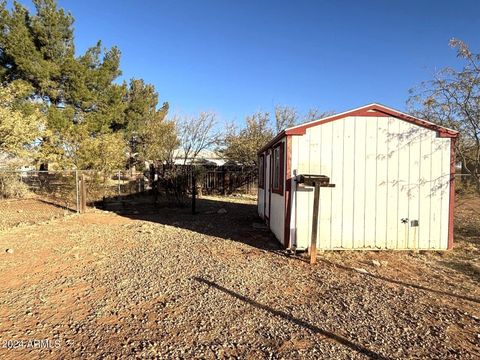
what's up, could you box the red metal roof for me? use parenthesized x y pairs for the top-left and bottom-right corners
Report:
(258, 103), (458, 154)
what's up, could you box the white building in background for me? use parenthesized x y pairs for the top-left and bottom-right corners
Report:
(257, 103), (458, 251)
(172, 149), (227, 167)
(0, 152), (34, 171)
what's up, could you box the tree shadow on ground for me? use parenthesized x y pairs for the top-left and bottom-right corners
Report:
(37, 198), (76, 213)
(453, 230), (480, 248)
(97, 192), (285, 252)
(97, 192), (479, 305)
(193, 277), (390, 360)
(321, 259), (480, 304)
(441, 260), (480, 284)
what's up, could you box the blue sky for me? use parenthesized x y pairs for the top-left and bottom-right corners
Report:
(20, 0), (480, 125)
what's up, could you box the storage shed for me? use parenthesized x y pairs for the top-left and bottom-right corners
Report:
(257, 103), (458, 251)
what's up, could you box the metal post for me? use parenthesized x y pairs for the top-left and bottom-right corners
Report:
(117, 170), (121, 196)
(310, 182), (321, 265)
(222, 168), (226, 195)
(80, 173), (87, 214)
(75, 170), (80, 213)
(192, 168), (196, 215)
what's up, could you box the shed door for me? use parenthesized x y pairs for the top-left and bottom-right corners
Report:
(265, 153), (271, 220)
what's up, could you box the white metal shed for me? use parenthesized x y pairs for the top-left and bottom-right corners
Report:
(257, 103), (458, 251)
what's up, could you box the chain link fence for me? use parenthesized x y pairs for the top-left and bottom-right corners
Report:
(0, 170), (77, 230)
(82, 170), (148, 206)
(0, 166), (257, 230)
(0, 170), (148, 230)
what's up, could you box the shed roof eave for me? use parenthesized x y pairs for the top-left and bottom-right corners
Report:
(256, 102), (459, 157)
(284, 103), (459, 137)
(257, 130), (286, 155)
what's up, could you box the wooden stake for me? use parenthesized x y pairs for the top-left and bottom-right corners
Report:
(75, 170), (80, 213)
(310, 182), (320, 264)
(80, 173), (87, 214)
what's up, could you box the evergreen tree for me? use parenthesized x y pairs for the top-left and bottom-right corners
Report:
(123, 79), (174, 168)
(0, 0), (175, 171)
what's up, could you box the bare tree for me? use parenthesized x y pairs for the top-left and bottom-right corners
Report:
(304, 108), (335, 122)
(408, 38), (480, 193)
(221, 112), (273, 167)
(274, 105), (298, 132)
(178, 112), (219, 164)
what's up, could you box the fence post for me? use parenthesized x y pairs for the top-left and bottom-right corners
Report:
(117, 170), (121, 196)
(222, 168), (226, 195)
(80, 173), (87, 214)
(75, 170), (80, 213)
(191, 167), (196, 215)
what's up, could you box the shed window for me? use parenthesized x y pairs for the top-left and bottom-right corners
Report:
(258, 155), (265, 189)
(272, 143), (284, 194)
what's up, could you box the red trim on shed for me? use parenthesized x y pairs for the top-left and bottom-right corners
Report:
(258, 132), (286, 155)
(262, 151), (268, 221)
(284, 104), (459, 138)
(271, 142), (284, 195)
(258, 104), (458, 155)
(448, 138), (456, 250)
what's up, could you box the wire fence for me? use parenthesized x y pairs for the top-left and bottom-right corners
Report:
(160, 165), (257, 196)
(0, 166), (258, 230)
(455, 173), (479, 195)
(0, 170), (147, 230)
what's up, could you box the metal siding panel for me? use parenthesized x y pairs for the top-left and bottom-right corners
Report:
(407, 123), (421, 250)
(440, 139), (451, 249)
(270, 193), (285, 243)
(364, 118), (377, 247)
(295, 135), (311, 249)
(432, 137), (452, 249)
(418, 129), (434, 248)
(290, 137), (299, 247)
(397, 120), (412, 248)
(375, 117), (389, 248)
(309, 126), (321, 173)
(353, 118), (366, 248)
(307, 125), (321, 247)
(330, 119), (344, 248)
(386, 118), (400, 248)
(429, 138), (443, 249)
(258, 188), (265, 217)
(342, 117), (355, 248)
(297, 134), (309, 174)
(329, 120), (335, 249)
(319, 122), (333, 248)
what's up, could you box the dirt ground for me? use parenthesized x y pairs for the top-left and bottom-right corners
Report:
(0, 194), (478, 359)
(0, 198), (73, 231)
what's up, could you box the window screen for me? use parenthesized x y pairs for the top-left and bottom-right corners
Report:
(258, 155), (265, 188)
(273, 146), (280, 190)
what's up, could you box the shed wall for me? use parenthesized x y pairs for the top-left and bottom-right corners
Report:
(258, 187), (265, 218)
(290, 115), (451, 250)
(269, 193), (285, 244)
(268, 138), (286, 244)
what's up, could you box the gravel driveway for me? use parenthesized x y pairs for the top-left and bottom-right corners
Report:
(0, 195), (478, 359)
